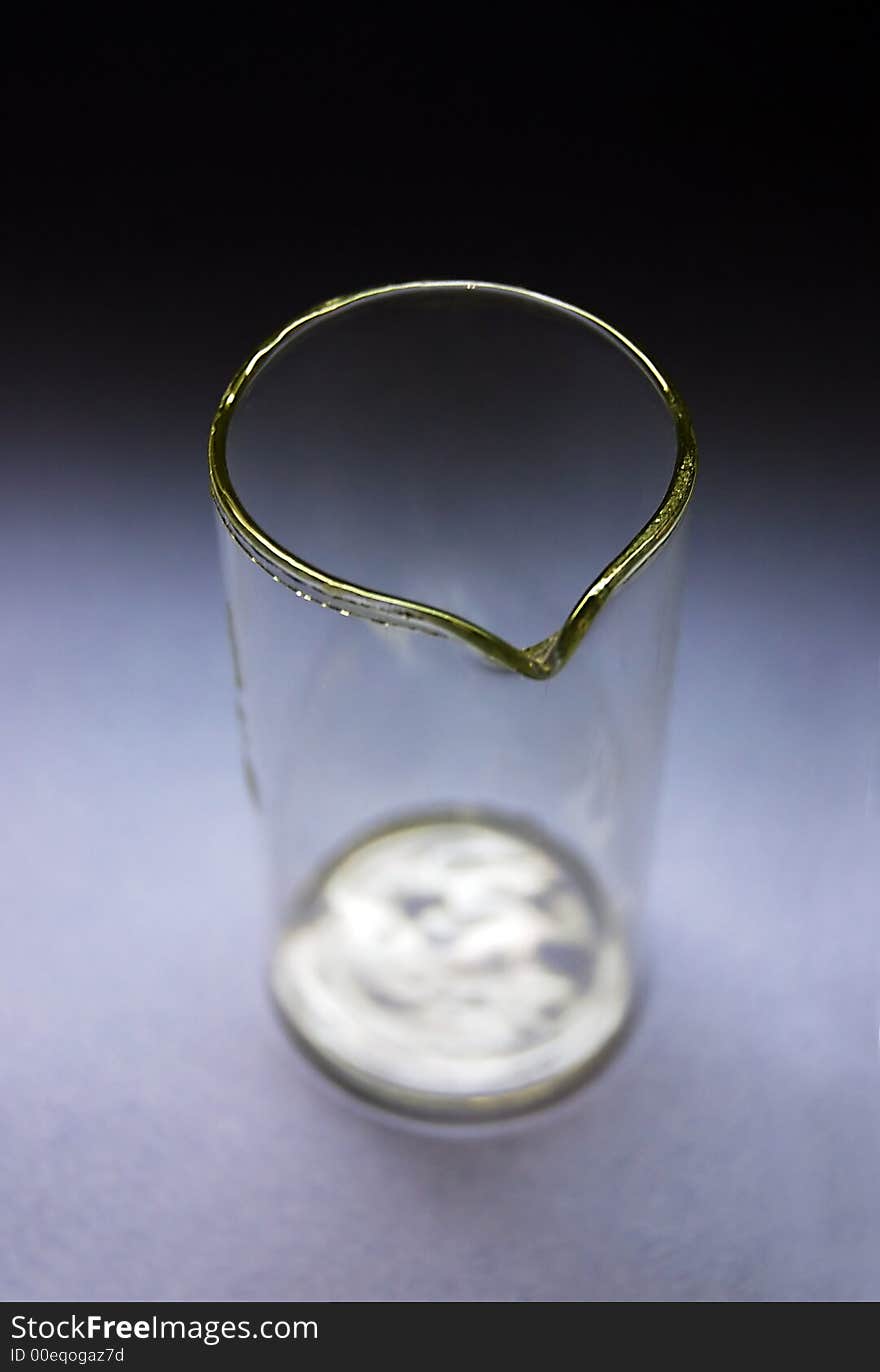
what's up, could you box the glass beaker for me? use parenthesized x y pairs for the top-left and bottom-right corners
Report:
(209, 280), (697, 1122)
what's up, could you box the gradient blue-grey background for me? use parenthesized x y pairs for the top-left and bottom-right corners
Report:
(3, 22), (878, 1301)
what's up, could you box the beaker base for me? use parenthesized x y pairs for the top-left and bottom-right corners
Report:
(271, 811), (633, 1121)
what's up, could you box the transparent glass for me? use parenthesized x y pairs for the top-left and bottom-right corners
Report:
(210, 281), (697, 1123)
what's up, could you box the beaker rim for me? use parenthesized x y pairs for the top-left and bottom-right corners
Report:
(209, 279), (697, 679)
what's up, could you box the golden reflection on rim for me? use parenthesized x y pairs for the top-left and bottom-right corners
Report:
(209, 280), (697, 679)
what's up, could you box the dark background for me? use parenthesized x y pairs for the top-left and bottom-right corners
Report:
(7, 17), (876, 450)
(3, 17), (878, 1300)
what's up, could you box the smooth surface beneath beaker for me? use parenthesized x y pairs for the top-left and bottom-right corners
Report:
(271, 813), (632, 1119)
